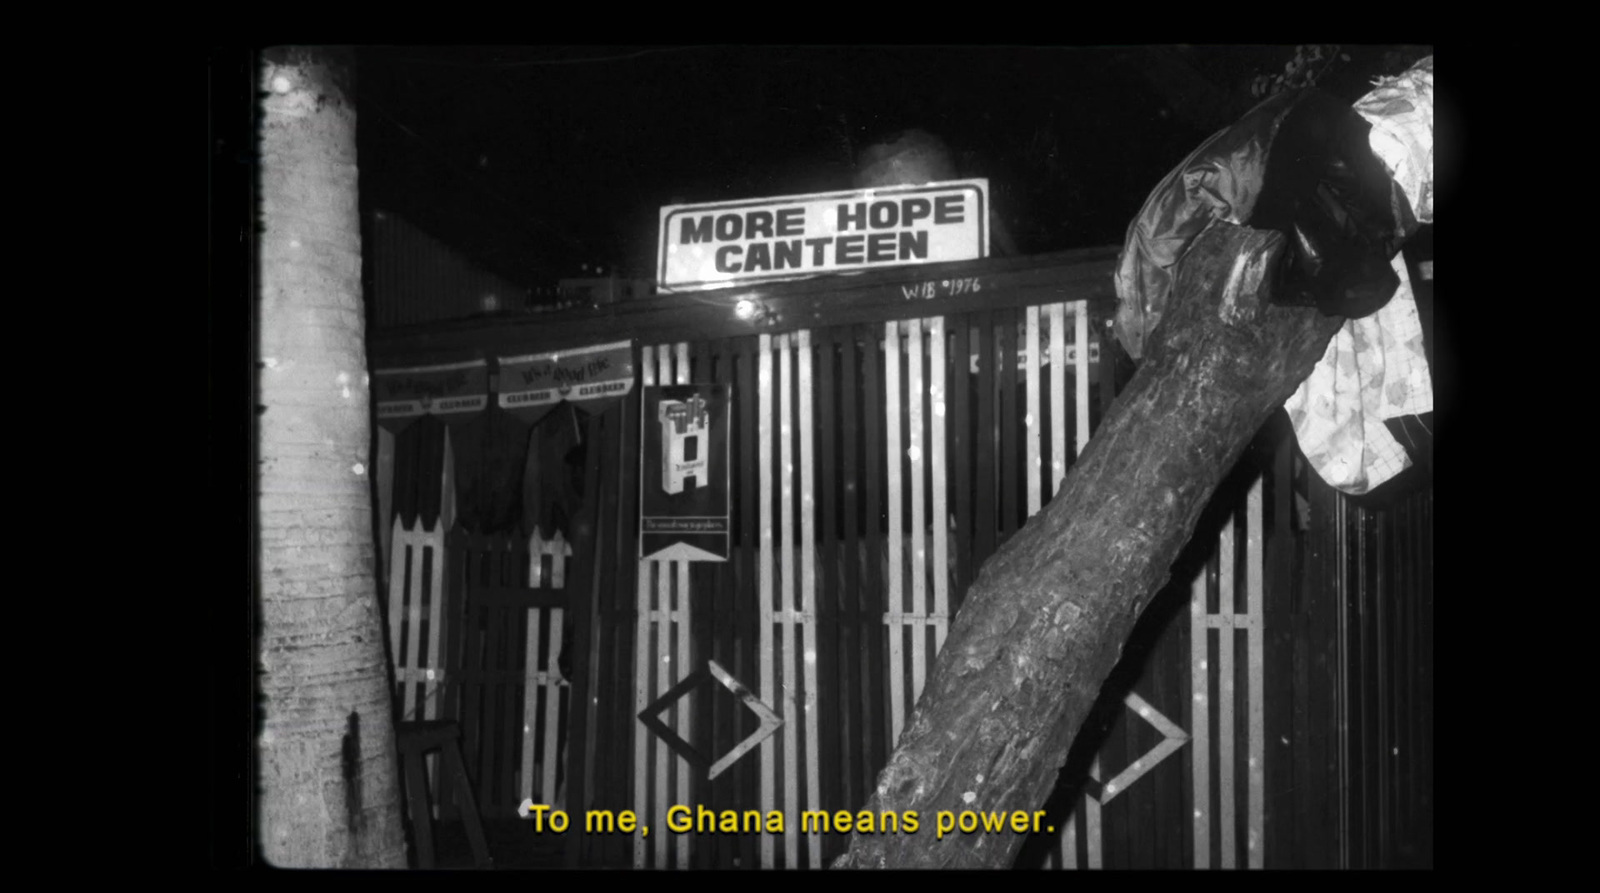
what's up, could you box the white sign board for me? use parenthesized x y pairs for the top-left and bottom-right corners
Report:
(656, 179), (989, 292)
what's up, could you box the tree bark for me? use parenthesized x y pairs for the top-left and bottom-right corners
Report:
(257, 47), (408, 868)
(832, 221), (1343, 868)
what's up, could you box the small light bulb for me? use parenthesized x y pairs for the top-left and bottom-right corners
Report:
(735, 299), (757, 321)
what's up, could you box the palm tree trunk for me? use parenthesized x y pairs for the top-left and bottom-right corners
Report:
(257, 46), (407, 868)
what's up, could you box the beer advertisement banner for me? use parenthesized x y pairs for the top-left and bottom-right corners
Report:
(373, 359), (489, 433)
(498, 340), (635, 426)
(640, 384), (730, 562)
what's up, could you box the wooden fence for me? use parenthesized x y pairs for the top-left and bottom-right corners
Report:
(381, 484), (577, 825)
(371, 250), (1432, 869)
(618, 301), (1114, 868)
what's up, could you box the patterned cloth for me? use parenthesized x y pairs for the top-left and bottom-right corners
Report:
(1354, 57), (1434, 227)
(1286, 57), (1434, 494)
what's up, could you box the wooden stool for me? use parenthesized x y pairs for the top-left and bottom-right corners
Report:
(396, 720), (493, 869)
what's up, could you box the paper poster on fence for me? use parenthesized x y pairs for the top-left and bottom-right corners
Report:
(640, 384), (730, 562)
(497, 340), (635, 426)
(373, 359), (489, 433)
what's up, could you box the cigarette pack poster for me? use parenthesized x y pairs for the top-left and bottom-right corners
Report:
(640, 384), (730, 562)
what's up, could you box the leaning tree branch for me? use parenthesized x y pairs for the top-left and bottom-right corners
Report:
(833, 221), (1343, 868)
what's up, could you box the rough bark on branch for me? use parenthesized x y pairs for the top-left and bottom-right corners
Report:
(832, 221), (1343, 868)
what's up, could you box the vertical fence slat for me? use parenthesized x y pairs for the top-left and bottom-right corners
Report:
(406, 532), (427, 720)
(929, 317), (949, 653)
(884, 320), (905, 744)
(998, 308), (1018, 539)
(814, 327), (844, 839)
(757, 333), (776, 869)
(1336, 491), (1351, 868)
(779, 333), (800, 869)
(501, 578), (522, 815)
(674, 559), (691, 867)
(1191, 569), (1211, 869)
(798, 328), (821, 868)
(604, 387), (635, 867)
(460, 552), (486, 817)
(1050, 302), (1072, 869)
(1308, 455), (1337, 868)
(377, 426), (395, 589)
(1248, 477), (1265, 868)
(553, 532), (570, 587)
(907, 319), (926, 710)
(543, 605), (564, 806)
(1087, 756), (1103, 868)
(386, 515), (406, 704)
(563, 411), (602, 865)
(702, 342), (729, 869)
(736, 337), (760, 871)
(949, 317), (971, 604)
(1375, 505), (1390, 867)
(1074, 303), (1090, 457)
(522, 604), (542, 802)
(1219, 516), (1237, 869)
(439, 427), (456, 552)
(435, 533), (461, 821)
(653, 557), (669, 869)
(972, 311), (995, 569)
(1048, 303), (1066, 494)
(633, 346), (655, 870)
(1099, 312), (1117, 423)
(673, 347), (692, 869)
(837, 327), (866, 810)
(481, 571), (504, 811)
(695, 341), (721, 870)
(862, 324), (887, 779)
(1266, 430), (1293, 867)
(1025, 305), (1042, 516)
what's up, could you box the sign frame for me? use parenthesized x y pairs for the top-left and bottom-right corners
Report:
(657, 179), (988, 292)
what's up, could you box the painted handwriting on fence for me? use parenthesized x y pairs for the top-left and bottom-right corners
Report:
(901, 277), (983, 300)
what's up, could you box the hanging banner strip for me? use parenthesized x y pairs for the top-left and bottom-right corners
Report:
(498, 340), (635, 425)
(373, 359), (489, 432)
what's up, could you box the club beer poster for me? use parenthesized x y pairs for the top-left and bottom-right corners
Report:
(640, 384), (730, 562)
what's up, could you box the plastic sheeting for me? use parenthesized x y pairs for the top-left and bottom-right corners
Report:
(1114, 57), (1434, 494)
(1113, 87), (1410, 361)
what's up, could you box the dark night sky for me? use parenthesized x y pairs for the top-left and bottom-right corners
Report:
(352, 45), (1429, 296)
